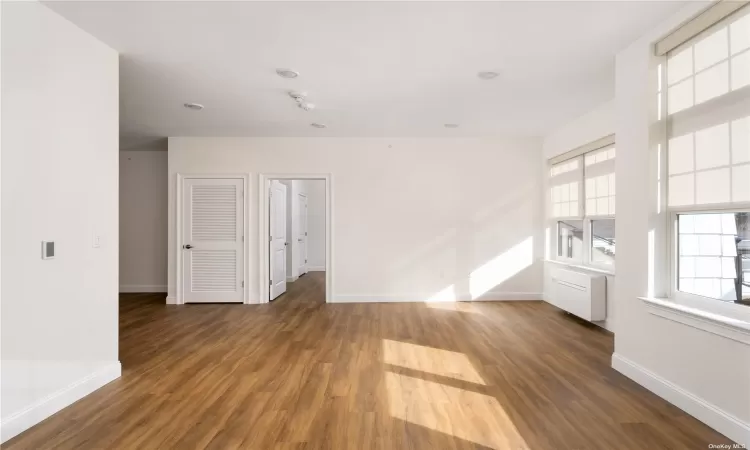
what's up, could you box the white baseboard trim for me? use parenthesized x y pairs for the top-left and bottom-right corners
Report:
(119, 285), (167, 293)
(286, 276), (299, 283)
(307, 266), (325, 272)
(166, 295), (177, 305)
(332, 292), (543, 303)
(612, 353), (749, 446)
(0, 361), (121, 444)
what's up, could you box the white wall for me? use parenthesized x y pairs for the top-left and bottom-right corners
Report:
(168, 137), (544, 303)
(541, 100), (617, 332)
(1, 2), (120, 442)
(119, 150), (168, 292)
(305, 179), (326, 271)
(612, 1), (750, 445)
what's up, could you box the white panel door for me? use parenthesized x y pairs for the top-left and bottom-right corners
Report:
(182, 178), (244, 303)
(270, 180), (288, 300)
(298, 193), (308, 275)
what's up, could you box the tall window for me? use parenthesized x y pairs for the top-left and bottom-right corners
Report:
(664, 5), (750, 306)
(549, 142), (616, 268)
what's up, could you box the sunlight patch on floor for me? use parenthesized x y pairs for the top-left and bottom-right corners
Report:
(469, 237), (533, 299)
(382, 339), (485, 384)
(425, 284), (457, 303)
(385, 372), (528, 449)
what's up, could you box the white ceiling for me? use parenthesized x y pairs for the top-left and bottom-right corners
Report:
(44, 1), (686, 148)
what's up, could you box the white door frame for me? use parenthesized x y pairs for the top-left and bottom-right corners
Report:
(259, 174), (332, 304)
(175, 173), (250, 305)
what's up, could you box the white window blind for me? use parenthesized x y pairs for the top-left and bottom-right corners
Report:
(584, 146), (616, 216)
(550, 157), (582, 218)
(666, 5), (750, 208)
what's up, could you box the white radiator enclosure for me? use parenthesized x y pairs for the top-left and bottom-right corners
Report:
(549, 269), (606, 321)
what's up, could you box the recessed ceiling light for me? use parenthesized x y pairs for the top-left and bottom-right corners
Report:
(477, 71), (499, 80)
(444, 123), (459, 128)
(311, 123), (326, 129)
(276, 68), (299, 79)
(183, 103), (204, 110)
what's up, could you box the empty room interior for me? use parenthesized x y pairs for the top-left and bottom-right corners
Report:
(2, 0), (750, 448)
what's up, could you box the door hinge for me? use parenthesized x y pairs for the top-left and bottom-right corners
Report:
(305, 259), (308, 263)
(241, 281), (244, 288)
(305, 232), (308, 236)
(269, 235), (272, 242)
(269, 279), (272, 286)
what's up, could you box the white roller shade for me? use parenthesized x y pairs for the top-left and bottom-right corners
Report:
(656, 1), (749, 56)
(550, 156), (583, 218)
(667, 5), (750, 209)
(584, 145), (616, 217)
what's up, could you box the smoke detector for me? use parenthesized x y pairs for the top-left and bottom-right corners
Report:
(288, 91), (315, 111)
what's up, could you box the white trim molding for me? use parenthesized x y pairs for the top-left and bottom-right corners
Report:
(612, 353), (750, 446)
(0, 362), (121, 444)
(640, 297), (750, 346)
(332, 292), (543, 303)
(307, 266), (326, 272)
(119, 285), (167, 293)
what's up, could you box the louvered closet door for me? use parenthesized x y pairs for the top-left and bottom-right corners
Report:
(182, 178), (244, 303)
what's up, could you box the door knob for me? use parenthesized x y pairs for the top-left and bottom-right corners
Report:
(298, 238), (303, 242)
(183, 244), (194, 249)
(284, 242), (289, 246)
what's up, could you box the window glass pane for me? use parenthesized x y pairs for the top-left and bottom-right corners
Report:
(694, 27), (729, 72)
(731, 49), (750, 90)
(668, 78), (694, 115)
(732, 164), (750, 202)
(557, 220), (583, 261)
(694, 61), (729, 105)
(695, 168), (730, 204)
(678, 212), (749, 303)
(667, 47), (693, 85)
(732, 116), (750, 164)
(695, 123), (730, 170)
(668, 133), (694, 175)
(591, 219), (615, 266)
(730, 14), (750, 55)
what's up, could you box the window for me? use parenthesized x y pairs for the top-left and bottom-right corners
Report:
(550, 158), (581, 219)
(549, 141), (616, 269)
(591, 219), (616, 266)
(677, 212), (749, 304)
(558, 220), (584, 260)
(664, 5), (750, 307)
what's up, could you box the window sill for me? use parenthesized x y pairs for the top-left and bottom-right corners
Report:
(639, 296), (750, 346)
(545, 259), (615, 276)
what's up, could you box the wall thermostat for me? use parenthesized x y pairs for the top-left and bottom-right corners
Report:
(41, 241), (55, 260)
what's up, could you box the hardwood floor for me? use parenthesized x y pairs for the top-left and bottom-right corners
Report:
(5, 272), (733, 449)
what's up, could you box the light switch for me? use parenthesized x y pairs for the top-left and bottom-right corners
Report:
(93, 234), (101, 248)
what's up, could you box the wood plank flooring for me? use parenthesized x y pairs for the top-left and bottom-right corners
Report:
(4, 272), (733, 449)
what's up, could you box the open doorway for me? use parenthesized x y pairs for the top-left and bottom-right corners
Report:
(261, 175), (330, 304)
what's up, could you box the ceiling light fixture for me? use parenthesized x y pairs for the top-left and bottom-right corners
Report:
(477, 71), (499, 80)
(276, 68), (300, 79)
(444, 124), (459, 128)
(311, 123), (326, 129)
(183, 103), (204, 110)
